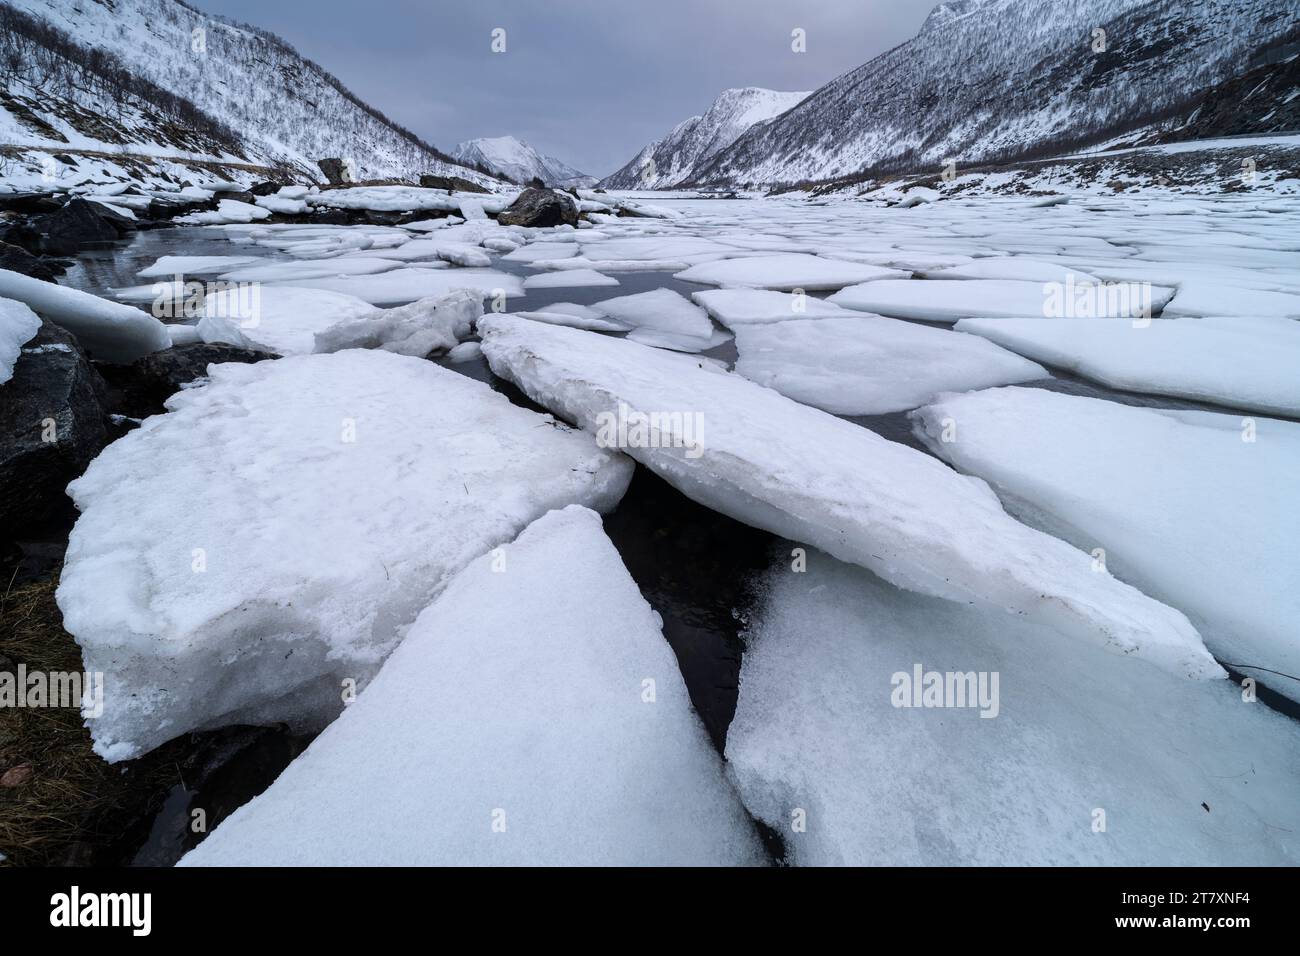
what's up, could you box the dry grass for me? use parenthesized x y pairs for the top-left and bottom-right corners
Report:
(0, 570), (183, 866)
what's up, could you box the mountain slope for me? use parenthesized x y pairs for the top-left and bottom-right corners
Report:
(0, 0), (496, 185)
(601, 87), (809, 189)
(696, 0), (1300, 187)
(452, 136), (595, 187)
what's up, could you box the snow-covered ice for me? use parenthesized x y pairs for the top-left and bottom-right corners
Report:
(478, 315), (1219, 679)
(523, 269), (620, 290)
(692, 288), (857, 328)
(590, 289), (716, 352)
(270, 268), (523, 306)
(830, 278), (1173, 323)
(313, 290), (480, 356)
(58, 350), (633, 761)
(912, 387), (1300, 701)
(727, 550), (1300, 866)
(676, 254), (907, 291)
(0, 269), (170, 363)
(201, 286), (377, 355)
(733, 316), (1047, 415)
(178, 507), (765, 866)
(957, 316), (1300, 416)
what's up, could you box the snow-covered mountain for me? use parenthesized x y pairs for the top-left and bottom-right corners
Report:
(696, 0), (1300, 187)
(0, 0), (497, 185)
(600, 87), (810, 189)
(452, 136), (595, 187)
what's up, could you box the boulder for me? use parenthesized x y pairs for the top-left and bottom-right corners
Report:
(0, 192), (63, 215)
(316, 158), (354, 185)
(495, 187), (578, 228)
(0, 241), (58, 282)
(249, 180), (286, 196)
(0, 320), (108, 532)
(418, 174), (489, 194)
(36, 199), (132, 255)
(97, 342), (279, 419)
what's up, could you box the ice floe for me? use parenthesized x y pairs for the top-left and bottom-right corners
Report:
(58, 350), (633, 761)
(677, 254), (907, 291)
(179, 507), (764, 866)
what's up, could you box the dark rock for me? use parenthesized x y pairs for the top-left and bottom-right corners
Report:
(0, 214), (44, 256)
(495, 187), (578, 227)
(34, 198), (132, 255)
(249, 180), (285, 196)
(0, 320), (109, 534)
(0, 191), (63, 215)
(527, 176), (546, 189)
(317, 158), (354, 185)
(0, 241), (58, 281)
(97, 342), (279, 419)
(418, 174), (489, 194)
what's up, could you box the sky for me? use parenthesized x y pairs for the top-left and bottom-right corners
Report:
(193, 0), (934, 176)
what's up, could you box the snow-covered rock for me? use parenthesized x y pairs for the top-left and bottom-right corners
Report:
(956, 316), (1300, 416)
(727, 549), (1300, 866)
(478, 315), (1220, 680)
(179, 506), (765, 866)
(733, 316), (1047, 414)
(0, 297), (42, 385)
(58, 350), (634, 761)
(912, 387), (1300, 702)
(0, 269), (169, 363)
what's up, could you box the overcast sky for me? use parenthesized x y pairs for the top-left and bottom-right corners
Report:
(193, 1), (934, 176)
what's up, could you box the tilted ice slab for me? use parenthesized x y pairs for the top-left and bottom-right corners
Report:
(733, 316), (1047, 415)
(270, 268), (523, 307)
(58, 350), (633, 761)
(727, 551), (1300, 866)
(912, 387), (1300, 701)
(830, 279), (1173, 323)
(179, 507), (765, 866)
(676, 254), (907, 291)
(0, 269), (170, 363)
(478, 317), (1219, 679)
(1, 297), (42, 385)
(137, 255), (263, 279)
(591, 289), (716, 352)
(509, 307), (631, 333)
(692, 289), (856, 328)
(201, 286), (377, 355)
(957, 316), (1300, 416)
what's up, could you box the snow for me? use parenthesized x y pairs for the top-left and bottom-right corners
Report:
(1163, 281), (1300, 319)
(923, 258), (1099, 284)
(178, 506), (764, 866)
(309, 186), (461, 213)
(912, 387), (1300, 702)
(830, 278), (1173, 323)
(57, 350), (634, 761)
(676, 254), (907, 291)
(270, 268), (524, 307)
(523, 269), (620, 290)
(479, 315), (1219, 679)
(727, 550), (1300, 866)
(313, 291), (480, 357)
(0, 269), (170, 363)
(590, 289), (717, 352)
(446, 341), (482, 363)
(734, 316), (1047, 415)
(254, 194), (309, 215)
(691, 288), (857, 328)
(201, 286), (377, 356)
(182, 199), (271, 225)
(957, 316), (1300, 416)
(0, 297), (42, 385)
